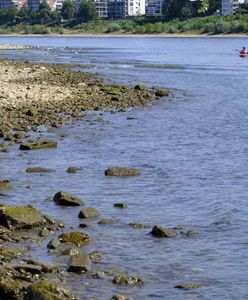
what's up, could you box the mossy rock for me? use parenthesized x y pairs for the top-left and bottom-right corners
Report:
(59, 231), (92, 246)
(26, 167), (55, 173)
(151, 225), (177, 238)
(113, 274), (144, 286)
(19, 139), (57, 150)
(0, 180), (12, 191)
(53, 191), (84, 206)
(27, 280), (76, 300)
(105, 167), (140, 176)
(0, 205), (47, 230)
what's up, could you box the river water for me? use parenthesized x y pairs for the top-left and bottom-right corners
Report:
(0, 36), (248, 299)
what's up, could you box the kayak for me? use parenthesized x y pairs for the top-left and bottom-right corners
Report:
(240, 52), (247, 57)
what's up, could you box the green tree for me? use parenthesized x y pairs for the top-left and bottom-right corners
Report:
(17, 5), (31, 23)
(207, 0), (221, 15)
(0, 7), (17, 24)
(162, 0), (192, 20)
(77, 0), (97, 23)
(61, 0), (76, 20)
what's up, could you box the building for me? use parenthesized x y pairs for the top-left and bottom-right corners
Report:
(127, 0), (145, 16)
(146, 0), (162, 15)
(0, 0), (16, 8)
(107, 0), (126, 19)
(92, 0), (107, 17)
(221, 0), (244, 14)
(27, 0), (53, 9)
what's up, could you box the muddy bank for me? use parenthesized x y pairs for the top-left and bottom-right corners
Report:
(0, 60), (170, 135)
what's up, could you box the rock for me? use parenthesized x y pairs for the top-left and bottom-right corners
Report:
(114, 203), (127, 209)
(78, 208), (100, 219)
(53, 191), (84, 206)
(98, 219), (116, 224)
(26, 167), (55, 172)
(59, 231), (92, 246)
(129, 223), (151, 229)
(134, 84), (147, 91)
(27, 280), (76, 300)
(105, 167), (140, 176)
(0, 180), (12, 190)
(112, 275), (144, 286)
(39, 227), (51, 237)
(61, 247), (80, 256)
(67, 251), (92, 273)
(79, 223), (90, 228)
(151, 225), (177, 238)
(47, 238), (61, 249)
(0, 205), (47, 230)
(112, 295), (128, 300)
(180, 229), (199, 237)
(13, 263), (43, 274)
(0, 276), (26, 300)
(174, 283), (200, 289)
(66, 167), (78, 173)
(154, 89), (170, 97)
(19, 139), (57, 150)
(89, 251), (101, 262)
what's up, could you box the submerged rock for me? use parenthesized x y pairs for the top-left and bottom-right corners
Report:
(78, 208), (100, 219)
(113, 275), (144, 286)
(98, 219), (116, 225)
(67, 251), (92, 273)
(129, 223), (151, 229)
(151, 225), (177, 238)
(53, 191), (84, 206)
(47, 238), (61, 250)
(66, 167), (78, 173)
(0, 180), (12, 190)
(105, 167), (140, 176)
(59, 231), (92, 246)
(26, 167), (55, 173)
(19, 139), (57, 150)
(0, 205), (47, 230)
(114, 203), (127, 209)
(174, 283), (200, 289)
(27, 280), (76, 300)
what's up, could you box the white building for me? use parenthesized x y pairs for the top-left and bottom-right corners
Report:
(127, 0), (145, 16)
(221, 0), (244, 14)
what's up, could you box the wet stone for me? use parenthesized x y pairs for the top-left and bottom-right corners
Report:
(129, 223), (151, 229)
(105, 167), (140, 176)
(59, 231), (92, 246)
(114, 203), (127, 209)
(26, 167), (55, 173)
(89, 251), (101, 262)
(151, 225), (177, 238)
(98, 218), (116, 225)
(19, 138), (57, 150)
(79, 223), (90, 228)
(47, 238), (61, 249)
(0, 180), (12, 190)
(78, 208), (100, 219)
(174, 283), (200, 289)
(53, 191), (84, 206)
(67, 251), (92, 273)
(113, 275), (144, 286)
(66, 166), (78, 173)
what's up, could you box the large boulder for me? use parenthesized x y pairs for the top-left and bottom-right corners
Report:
(151, 225), (177, 238)
(78, 208), (100, 219)
(27, 280), (76, 300)
(59, 231), (92, 246)
(53, 191), (84, 206)
(67, 251), (92, 273)
(0, 205), (47, 230)
(105, 167), (140, 176)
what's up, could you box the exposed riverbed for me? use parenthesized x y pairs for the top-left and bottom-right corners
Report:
(0, 36), (248, 300)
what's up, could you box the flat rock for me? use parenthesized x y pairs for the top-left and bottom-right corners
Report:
(174, 283), (200, 289)
(0, 180), (12, 190)
(113, 274), (144, 286)
(151, 225), (177, 238)
(27, 280), (76, 300)
(26, 167), (55, 173)
(53, 191), (84, 206)
(78, 208), (100, 219)
(98, 219), (116, 225)
(19, 139), (57, 150)
(114, 203), (127, 208)
(105, 167), (140, 176)
(67, 251), (92, 273)
(59, 231), (92, 246)
(0, 205), (47, 230)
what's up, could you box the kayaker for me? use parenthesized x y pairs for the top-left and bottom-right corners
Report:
(240, 47), (247, 55)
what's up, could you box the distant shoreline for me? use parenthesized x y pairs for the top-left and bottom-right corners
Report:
(0, 33), (248, 38)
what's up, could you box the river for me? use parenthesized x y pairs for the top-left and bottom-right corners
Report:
(0, 36), (248, 299)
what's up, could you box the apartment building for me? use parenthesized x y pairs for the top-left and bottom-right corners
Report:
(146, 0), (162, 15)
(221, 0), (245, 14)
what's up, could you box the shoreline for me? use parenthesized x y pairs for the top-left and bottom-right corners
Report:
(0, 33), (248, 38)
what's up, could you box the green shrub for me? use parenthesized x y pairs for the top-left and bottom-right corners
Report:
(106, 23), (121, 33)
(214, 20), (230, 33)
(135, 25), (146, 34)
(168, 26), (177, 33)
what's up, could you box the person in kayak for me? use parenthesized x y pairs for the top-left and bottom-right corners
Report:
(240, 47), (247, 56)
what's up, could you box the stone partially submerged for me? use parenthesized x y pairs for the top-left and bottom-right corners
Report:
(105, 167), (141, 176)
(78, 208), (100, 219)
(67, 251), (92, 273)
(27, 280), (76, 300)
(53, 191), (84, 206)
(0, 205), (47, 230)
(112, 274), (144, 286)
(19, 139), (57, 150)
(59, 231), (92, 246)
(0, 180), (12, 190)
(151, 225), (177, 238)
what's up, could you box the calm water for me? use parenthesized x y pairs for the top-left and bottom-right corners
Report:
(1, 36), (248, 299)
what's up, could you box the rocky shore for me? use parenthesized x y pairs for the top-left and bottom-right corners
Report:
(0, 59), (181, 299)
